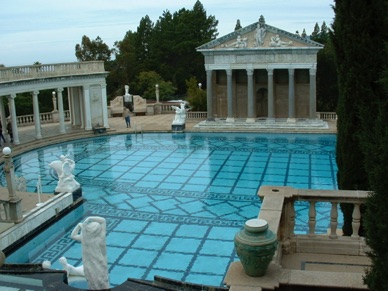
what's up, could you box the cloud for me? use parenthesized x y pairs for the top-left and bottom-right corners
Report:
(0, 0), (334, 66)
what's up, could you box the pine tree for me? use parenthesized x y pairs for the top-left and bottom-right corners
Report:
(331, 1), (388, 288)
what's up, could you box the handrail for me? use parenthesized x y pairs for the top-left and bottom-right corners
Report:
(14, 111), (71, 127)
(257, 186), (368, 261)
(0, 61), (106, 83)
(317, 112), (337, 120)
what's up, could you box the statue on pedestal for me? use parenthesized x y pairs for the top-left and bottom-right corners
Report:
(49, 155), (80, 193)
(171, 102), (189, 125)
(70, 216), (109, 290)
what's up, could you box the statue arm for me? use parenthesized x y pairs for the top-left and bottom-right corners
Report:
(84, 216), (106, 230)
(70, 223), (82, 242)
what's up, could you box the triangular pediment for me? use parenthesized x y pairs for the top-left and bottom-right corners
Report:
(197, 19), (323, 51)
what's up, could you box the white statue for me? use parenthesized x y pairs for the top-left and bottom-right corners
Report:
(269, 34), (293, 47)
(71, 216), (109, 290)
(59, 256), (85, 277)
(255, 23), (266, 46)
(227, 35), (248, 48)
(171, 102), (189, 125)
(49, 155), (80, 193)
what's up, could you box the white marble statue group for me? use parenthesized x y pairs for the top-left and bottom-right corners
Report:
(172, 102), (189, 125)
(49, 155), (80, 193)
(43, 216), (109, 290)
(224, 15), (293, 49)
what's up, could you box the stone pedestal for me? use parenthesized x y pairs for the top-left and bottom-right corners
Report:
(146, 104), (154, 116)
(154, 103), (162, 115)
(8, 198), (23, 223)
(172, 123), (185, 131)
(52, 111), (59, 122)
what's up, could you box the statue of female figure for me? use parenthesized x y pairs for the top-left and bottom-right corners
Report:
(255, 23), (266, 46)
(70, 216), (109, 290)
(171, 102), (189, 124)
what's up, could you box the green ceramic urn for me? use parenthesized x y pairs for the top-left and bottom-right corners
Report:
(234, 218), (278, 277)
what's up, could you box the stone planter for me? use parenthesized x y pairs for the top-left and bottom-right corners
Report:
(234, 218), (278, 277)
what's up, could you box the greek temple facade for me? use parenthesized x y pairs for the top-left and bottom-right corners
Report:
(196, 16), (323, 122)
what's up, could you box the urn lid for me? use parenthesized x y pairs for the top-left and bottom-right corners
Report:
(244, 218), (268, 232)
(235, 218), (277, 246)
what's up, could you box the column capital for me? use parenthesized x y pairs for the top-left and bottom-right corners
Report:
(8, 94), (16, 99)
(32, 90), (39, 96)
(288, 68), (295, 75)
(57, 87), (64, 92)
(266, 68), (274, 75)
(226, 69), (232, 76)
(246, 68), (254, 76)
(309, 68), (317, 75)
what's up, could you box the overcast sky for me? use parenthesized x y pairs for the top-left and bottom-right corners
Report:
(0, 0), (334, 67)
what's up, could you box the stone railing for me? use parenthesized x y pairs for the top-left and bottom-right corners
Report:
(13, 111), (71, 127)
(317, 112), (337, 120)
(161, 103), (179, 113)
(257, 186), (369, 263)
(0, 61), (105, 83)
(186, 111), (207, 119)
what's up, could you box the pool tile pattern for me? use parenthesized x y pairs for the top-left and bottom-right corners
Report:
(2, 133), (339, 287)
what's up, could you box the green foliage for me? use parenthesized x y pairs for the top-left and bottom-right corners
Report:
(10, 90), (68, 116)
(311, 25), (338, 112)
(331, 0), (388, 288)
(186, 77), (206, 111)
(132, 71), (176, 100)
(132, 1), (218, 95)
(75, 35), (112, 62)
(363, 40), (388, 291)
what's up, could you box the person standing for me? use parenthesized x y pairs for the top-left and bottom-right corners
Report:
(0, 121), (6, 144)
(6, 120), (13, 143)
(123, 107), (131, 128)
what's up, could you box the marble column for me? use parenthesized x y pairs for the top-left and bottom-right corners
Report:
(266, 68), (274, 121)
(288, 68), (296, 122)
(206, 69), (214, 121)
(309, 68), (317, 119)
(0, 97), (7, 133)
(79, 87), (85, 128)
(32, 90), (42, 139)
(226, 69), (234, 122)
(246, 68), (255, 123)
(57, 88), (66, 134)
(67, 88), (73, 125)
(83, 85), (92, 130)
(101, 83), (110, 128)
(7, 94), (19, 145)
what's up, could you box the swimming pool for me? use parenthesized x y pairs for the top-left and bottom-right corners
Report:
(2, 132), (339, 287)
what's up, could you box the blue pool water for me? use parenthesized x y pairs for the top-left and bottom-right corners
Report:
(2, 132), (339, 287)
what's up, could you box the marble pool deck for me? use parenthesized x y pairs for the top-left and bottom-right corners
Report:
(0, 115), (369, 290)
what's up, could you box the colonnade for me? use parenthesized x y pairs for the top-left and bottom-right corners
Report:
(206, 66), (317, 121)
(0, 83), (109, 145)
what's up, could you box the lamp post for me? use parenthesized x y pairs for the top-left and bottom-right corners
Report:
(198, 83), (202, 89)
(155, 84), (160, 103)
(2, 147), (23, 223)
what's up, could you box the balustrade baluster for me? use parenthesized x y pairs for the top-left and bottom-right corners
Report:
(308, 201), (316, 237)
(329, 202), (338, 239)
(351, 203), (361, 239)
